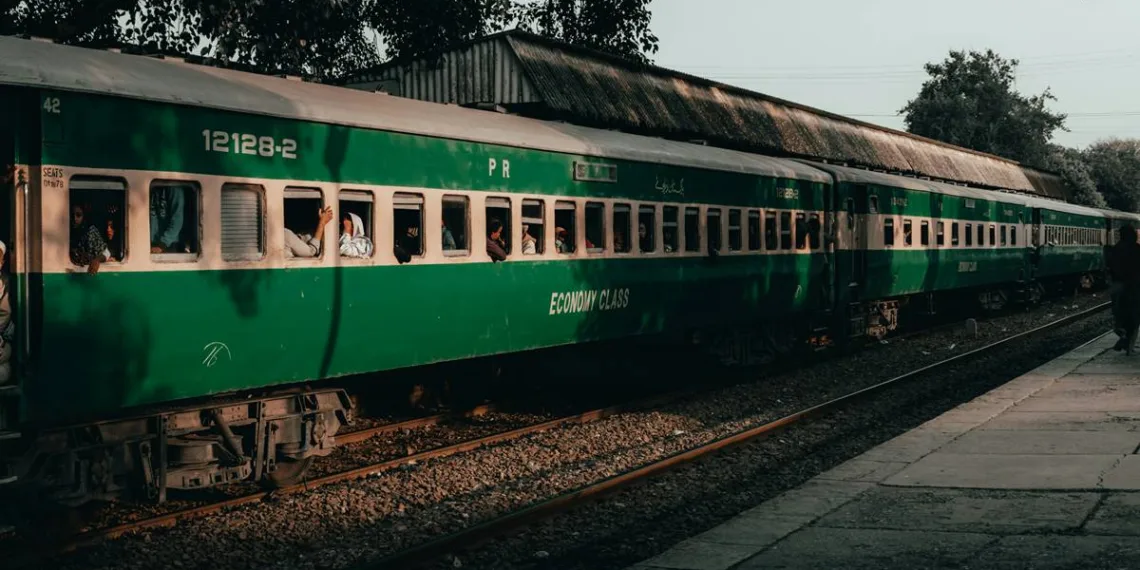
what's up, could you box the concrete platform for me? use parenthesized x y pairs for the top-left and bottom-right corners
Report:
(627, 332), (1140, 570)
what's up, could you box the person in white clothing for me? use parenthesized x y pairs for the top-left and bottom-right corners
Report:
(285, 206), (333, 258)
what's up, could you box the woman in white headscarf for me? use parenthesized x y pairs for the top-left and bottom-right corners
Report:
(339, 212), (373, 258)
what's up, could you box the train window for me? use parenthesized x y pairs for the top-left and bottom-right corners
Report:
(845, 198), (855, 230)
(951, 222), (960, 247)
(283, 187), (326, 260)
(663, 206), (678, 253)
(869, 196), (879, 214)
(795, 212), (808, 249)
(393, 193), (424, 257)
(708, 209), (723, 252)
(220, 183), (264, 261)
(808, 214), (822, 249)
(765, 211), (778, 250)
(1012, 226), (1017, 247)
(585, 202), (605, 253)
(555, 201), (577, 254)
(989, 225), (996, 247)
(920, 221), (930, 246)
(748, 210), (761, 251)
(977, 224), (985, 246)
(486, 197), (512, 255)
(883, 218), (895, 247)
(613, 203), (632, 253)
(638, 205), (656, 253)
(441, 195), (470, 255)
(1000, 225), (1007, 246)
(903, 219), (913, 246)
(965, 223), (973, 246)
(936, 222), (945, 247)
(780, 212), (793, 250)
(339, 190), (374, 259)
(728, 209), (742, 252)
(685, 207), (700, 252)
(522, 199), (545, 255)
(150, 180), (200, 260)
(70, 177), (128, 266)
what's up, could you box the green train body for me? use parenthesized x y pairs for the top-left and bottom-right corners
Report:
(0, 37), (1135, 502)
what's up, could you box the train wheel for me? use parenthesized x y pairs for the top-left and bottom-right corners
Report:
(263, 457), (314, 489)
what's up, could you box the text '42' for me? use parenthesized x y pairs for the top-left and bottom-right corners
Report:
(203, 130), (298, 160)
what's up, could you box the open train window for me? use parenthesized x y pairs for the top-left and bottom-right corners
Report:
(442, 195), (470, 255)
(393, 193), (423, 257)
(728, 209), (742, 252)
(70, 177), (127, 266)
(486, 196), (512, 255)
(708, 209), (723, 252)
(795, 212), (808, 249)
(613, 203), (632, 253)
(748, 210), (761, 251)
(977, 224), (985, 246)
(585, 202), (605, 253)
(808, 213), (822, 250)
(555, 201), (576, 254)
(765, 211), (778, 250)
(965, 223), (973, 246)
(920, 221), (930, 246)
(150, 180), (200, 261)
(903, 219), (913, 246)
(951, 222), (960, 247)
(638, 205), (656, 253)
(989, 224), (996, 247)
(221, 183), (264, 262)
(339, 190), (374, 259)
(685, 207), (700, 252)
(883, 218), (895, 247)
(780, 212), (793, 250)
(283, 187), (325, 260)
(663, 206), (678, 253)
(869, 196), (879, 214)
(522, 199), (544, 255)
(936, 222), (945, 246)
(1000, 225), (1008, 246)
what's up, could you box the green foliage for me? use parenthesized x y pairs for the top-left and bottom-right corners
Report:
(1044, 145), (1106, 208)
(1083, 139), (1140, 213)
(513, 0), (658, 64)
(901, 49), (1067, 168)
(4, 0), (658, 76)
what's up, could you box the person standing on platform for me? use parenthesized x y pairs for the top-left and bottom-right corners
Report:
(1106, 224), (1140, 354)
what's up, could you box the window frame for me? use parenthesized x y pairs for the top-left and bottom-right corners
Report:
(883, 217), (895, 248)
(747, 209), (761, 251)
(70, 176), (130, 267)
(662, 205), (679, 254)
(338, 189), (375, 261)
(584, 201), (606, 254)
(150, 179), (202, 263)
(920, 220), (930, 247)
(765, 211), (778, 251)
(441, 194), (471, 257)
(282, 186), (327, 262)
(393, 191), (425, 258)
(684, 206), (701, 253)
(554, 200), (578, 255)
(728, 208), (743, 252)
(485, 196), (513, 256)
(220, 182), (266, 263)
(613, 202), (633, 254)
(903, 219), (913, 247)
(638, 204), (657, 254)
(521, 198), (546, 256)
(707, 207), (723, 253)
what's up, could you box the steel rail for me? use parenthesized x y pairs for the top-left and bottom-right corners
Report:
(336, 404), (497, 446)
(357, 302), (1111, 570)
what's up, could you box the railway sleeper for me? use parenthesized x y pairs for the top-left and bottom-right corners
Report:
(2, 388), (351, 506)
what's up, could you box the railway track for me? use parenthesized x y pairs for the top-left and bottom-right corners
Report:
(354, 302), (1112, 570)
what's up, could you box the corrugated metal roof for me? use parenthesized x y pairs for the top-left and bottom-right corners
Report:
(342, 30), (1069, 201)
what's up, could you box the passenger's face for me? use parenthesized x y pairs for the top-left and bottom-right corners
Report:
(72, 207), (83, 228)
(342, 217), (353, 235)
(639, 223), (647, 238)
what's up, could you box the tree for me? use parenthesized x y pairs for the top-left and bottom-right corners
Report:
(1044, 145), (1106, 208)
(1084, 139), (1140, 213)
(367, 0), (513, 62)
(7, 0), (132, 47)
(900, 50), (1067, 168)
(514, 0), (658, 64)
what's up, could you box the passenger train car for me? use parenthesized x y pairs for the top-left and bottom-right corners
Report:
(0, 37), (1135, 504)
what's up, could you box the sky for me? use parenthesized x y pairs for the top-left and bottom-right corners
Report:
(648, 0), (1139, 149)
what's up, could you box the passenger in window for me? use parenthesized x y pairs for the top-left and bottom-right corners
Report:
(339, 212), (373, 258)
(442, 220), (457, 251)
(0, 241), (13, 386)
(487, 218), (508, 262)
(284, 206), (333, 258)
(615, 232), (626, 253)
(521, 224), (537, 254)
(104, 216), (122, 262)
(71, 204), (111, 274)
(150, 185), (184, 253)
(639, 222), (651, 251)
(395, 223), (419, 264)
(663, 227), (676, 253)
(556, 227), (571, 253)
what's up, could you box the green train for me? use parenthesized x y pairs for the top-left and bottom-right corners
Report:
(0, 37), (1135, 505)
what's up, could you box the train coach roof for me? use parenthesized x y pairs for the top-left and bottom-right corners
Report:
(0, 36), (830, 184)
(804, 160), (1109, 218)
